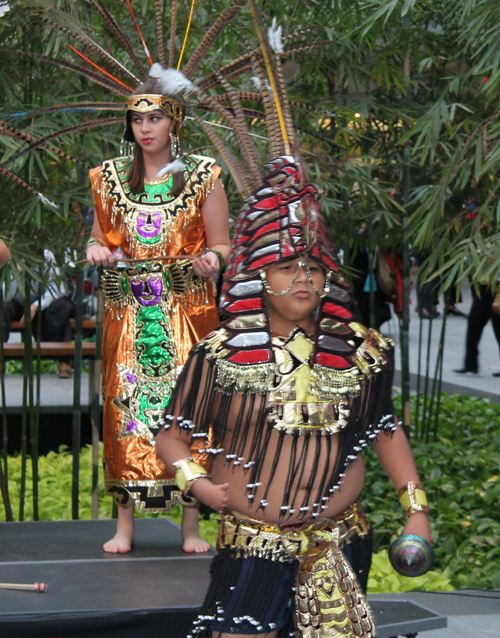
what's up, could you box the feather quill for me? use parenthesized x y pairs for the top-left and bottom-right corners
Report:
(192, 113), (251, 199)
(197, 40), (331, 92)
(169, 0), (178, 69)
(6, 118), (122, 165)
(41, 17), (140, 85)
(88, 0), (148, 78)
(0, 163), (58, 208)
(4, 50), (130, 97)
(0, 120), (88, 167)
(183, 0), (246, 78)
(12, 102), (124, 119)
(154, 0), (166, 68)
(214, 71), (260, 186)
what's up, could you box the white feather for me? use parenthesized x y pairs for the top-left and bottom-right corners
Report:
(38, 192), (59, 210)
(267, 17), (283, 54)
(0, 2), (10, 19)
(157, 159), (185, 178)
(148, 64), (199, 96)
(252, 75), (261, 89)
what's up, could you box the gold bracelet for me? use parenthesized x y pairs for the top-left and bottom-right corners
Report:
(397, 481), (430, 517)
(174, 457), (210, 495)
(86, 236), (106, 249)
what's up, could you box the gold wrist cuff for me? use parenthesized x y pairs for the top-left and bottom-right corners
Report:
(397, 481), (429, 517)
(174, 458), (209, 495)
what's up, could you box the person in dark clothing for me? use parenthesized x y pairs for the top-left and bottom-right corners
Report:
(2, 250), (74, 378)
(454, 284), (500, 376)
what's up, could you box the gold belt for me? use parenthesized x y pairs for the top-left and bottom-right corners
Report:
(217, 502), (375, 638)
(217, 501), (370, 563)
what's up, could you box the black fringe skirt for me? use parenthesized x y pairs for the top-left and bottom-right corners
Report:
(189, 529), (373, 638)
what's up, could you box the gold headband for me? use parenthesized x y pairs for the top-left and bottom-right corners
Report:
(126, 94), (183, 136)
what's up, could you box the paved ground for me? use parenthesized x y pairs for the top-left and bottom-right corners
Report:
(385, 285), (500, 401)
(369, 591), (500, 637)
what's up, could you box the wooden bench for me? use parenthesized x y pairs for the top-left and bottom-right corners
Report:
(9, 319), (97, 332)
(1, 342), (96, 360)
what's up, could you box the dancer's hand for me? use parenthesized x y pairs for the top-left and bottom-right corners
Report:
(403, 512), (432, 543)
(192, 251), (219, 278)
(191, 479), (229, 513)
(87, 243), (116, 267)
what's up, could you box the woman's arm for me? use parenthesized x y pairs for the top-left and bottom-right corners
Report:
(0, 239), (10, 264)
(86, 214), (116, 267)
(372, 424), (432, 542)
(193, 179), (231, 278)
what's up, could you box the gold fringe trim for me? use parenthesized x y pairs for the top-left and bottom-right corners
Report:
(215, 359), (274, 395)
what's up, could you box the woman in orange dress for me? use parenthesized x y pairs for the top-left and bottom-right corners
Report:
(86, 80), (230, 553)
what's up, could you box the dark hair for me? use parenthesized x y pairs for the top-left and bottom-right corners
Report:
(127, 80), (185, 197)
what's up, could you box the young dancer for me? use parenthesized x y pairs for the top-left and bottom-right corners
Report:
(87, 79), (230, 554)
(156, 155), (431, 638)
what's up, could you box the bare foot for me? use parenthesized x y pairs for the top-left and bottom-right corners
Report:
(182, 531), (211, 554)
(181, 503), (210, 554)
(103, 505), (134, 553)
(103, 529), (134, 553)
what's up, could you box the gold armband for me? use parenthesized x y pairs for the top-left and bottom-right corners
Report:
(397, 481), (429, 517)
(174, 457), (210, 495)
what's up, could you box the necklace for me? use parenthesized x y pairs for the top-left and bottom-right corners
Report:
(144, 173), (172, 185)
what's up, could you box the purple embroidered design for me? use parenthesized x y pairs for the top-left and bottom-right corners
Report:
(130, 275), (163, 306)
(137, 211), (162, 238)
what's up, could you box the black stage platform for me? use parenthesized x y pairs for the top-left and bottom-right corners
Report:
(0, 519), (447, 638)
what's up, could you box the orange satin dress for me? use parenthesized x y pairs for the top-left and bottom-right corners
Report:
(90, 154), (221, 512)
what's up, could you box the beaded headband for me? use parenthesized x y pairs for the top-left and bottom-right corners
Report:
(125, 94), (184, 138)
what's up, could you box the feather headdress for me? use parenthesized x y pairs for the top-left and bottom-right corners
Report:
(1, 0), (331, 207)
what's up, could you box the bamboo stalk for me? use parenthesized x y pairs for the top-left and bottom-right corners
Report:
(30, 271), (42, 521)
(421, 316), (434, 442)
(432, 295), (448, 442)
(0, 582), (47, 592)
(415, 313), (423, 439)
(400, 13), (412, 438)
(20, 278), (31, 522)
(72, 269), (84, 520)
(0, 285), (14, 520)
(91, 281), (103, 519)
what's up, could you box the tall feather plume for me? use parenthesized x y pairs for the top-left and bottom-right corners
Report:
(3, 50), (130, 96)
(169, 0), (178, 68)
(88, 0), (148, 79)
(154, 0), (166, 68)
(41, 17), (140, 85)
(192, 113), (251, 198)
(248, 46), (284, 158)
(267, 17), (297, 152)
(0, 120), (88, 167)
(6, 118), (122, 165)
(247, 0), (291, 154)
(214, 71), (260, 186)
(182, 0), (246, 78)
